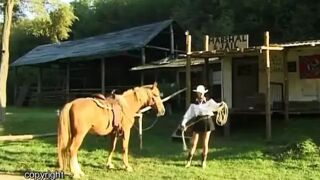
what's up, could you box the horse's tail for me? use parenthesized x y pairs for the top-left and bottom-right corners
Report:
(57, 102), (73, 171)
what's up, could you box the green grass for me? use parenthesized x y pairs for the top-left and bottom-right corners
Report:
(0, 107), (320, 180)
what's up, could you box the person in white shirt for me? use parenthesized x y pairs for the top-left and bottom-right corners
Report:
(181, 85), (220, 168)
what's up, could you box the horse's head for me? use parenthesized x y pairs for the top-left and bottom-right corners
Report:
(144, 82), (166, 117)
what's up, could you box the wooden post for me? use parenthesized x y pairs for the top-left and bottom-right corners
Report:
(185, 32), (192, 109)
(66, 63), (70, 102)
(283, 49), (289, 122)
(317, 79), (320, 110)
(155, 70), (159, 82)
(203, 36), (211, 98)
(141, 48), (146, 85)
(13, 67), (18, 105)
(204, 35), (212, 95)
(264, 31), (272, 141)
(138, 114), (143, 150)
(204, 59), (209, 87)
(176, 71), (181, 107)
(204, 35), (209, 51)
(101, 58), (105, 94)
(170, 24), (174, 55)
(37, 66), (42, 105)
(222, 58), (230, 137)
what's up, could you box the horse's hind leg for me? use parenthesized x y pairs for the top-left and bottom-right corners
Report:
(70, 133), (86, 178)
(106, 132), (117, 169)
(122, 129), (133, 172)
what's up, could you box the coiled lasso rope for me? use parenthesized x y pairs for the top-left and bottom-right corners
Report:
(181, 101), (229, 151)
(214, 101), (229, 126)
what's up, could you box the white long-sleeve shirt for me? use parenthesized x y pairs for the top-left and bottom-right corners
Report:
(181, 98), (220, 126)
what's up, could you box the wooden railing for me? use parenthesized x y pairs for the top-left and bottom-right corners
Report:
(23, 85), (136, 106)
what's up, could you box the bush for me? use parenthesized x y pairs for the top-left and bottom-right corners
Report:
(267, 138), (319, 161)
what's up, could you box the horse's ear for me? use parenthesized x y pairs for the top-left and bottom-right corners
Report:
(152, 81), (158, 88)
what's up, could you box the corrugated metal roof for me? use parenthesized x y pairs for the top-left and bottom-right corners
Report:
(272, 40), (320, 47)
(11, 19), (174, 66)
(130, 57), (219, 71)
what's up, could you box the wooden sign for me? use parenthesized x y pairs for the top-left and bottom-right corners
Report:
(209, 34), (249, 51)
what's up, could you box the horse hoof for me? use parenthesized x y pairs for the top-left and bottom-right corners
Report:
(73, 174), (81, 179)
(79, 171), (85, 176)
(185, 162), (191, 168)
(106, 163), (115, 169)
(201, 162), (207, 169)
(126, 166), (133, 172)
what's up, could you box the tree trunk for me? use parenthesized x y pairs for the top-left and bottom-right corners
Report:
(0, 0), (15, 122)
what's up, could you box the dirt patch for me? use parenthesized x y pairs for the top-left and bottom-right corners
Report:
(0, 174), (25, 180)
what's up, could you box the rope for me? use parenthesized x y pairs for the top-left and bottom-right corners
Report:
(181, 129), (187, 151)
(181, 101), (229, 150)
(214, 102), (229, 126)
(133, 116), (159, 131)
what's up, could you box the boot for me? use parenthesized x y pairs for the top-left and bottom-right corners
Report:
(201, 154), (207, 169)
(185, 153), (193, 168)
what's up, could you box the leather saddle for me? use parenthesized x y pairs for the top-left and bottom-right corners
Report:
(91, 92), (122, 128)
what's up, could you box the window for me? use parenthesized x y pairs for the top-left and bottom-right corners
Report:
(287, 61), (297, 72)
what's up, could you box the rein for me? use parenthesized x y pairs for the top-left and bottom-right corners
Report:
(133, 116), (159, 131)
(181, 101), (229, 151)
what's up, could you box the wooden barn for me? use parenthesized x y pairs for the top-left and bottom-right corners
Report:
(10, 19), (185, 106)
(132, 32), (320, 139)
(133, 34), (320, 114)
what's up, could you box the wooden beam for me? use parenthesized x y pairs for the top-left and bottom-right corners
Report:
(204, 35), (209, 51)
(141, 48), (146, 85)
(203, 35), (210, 88)
(155, 70), (159, 82)
(138, 88), (187, 113)
(145, 45), (185, 53)
(261, 46), (283, 51)
(13, 67), (18, 104)
(0, 133), (56, 141)
(37, 67), (42, 105)
(221, 59), (230, 137)
(170, 24), (174, 55)
(318, 79), (320, 110)
(283, 49), (289, 122)
(37, 67), (42, 94)
(176, 71), (181, 107)
(101, 58), (105, 94)
(264, 31), (272, 141)
(186, 33), (192, 109)
(138, 114), (143, 150)
(66, 63), (70, 102)
(204, 58), (209, 88)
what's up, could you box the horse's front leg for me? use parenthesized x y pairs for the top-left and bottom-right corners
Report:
(122, 128), (133, 172)
(106, 132), (117, 169)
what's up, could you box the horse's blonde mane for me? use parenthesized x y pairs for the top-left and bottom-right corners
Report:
(114, 95), (128, 109)
(122, 86), (151, 105)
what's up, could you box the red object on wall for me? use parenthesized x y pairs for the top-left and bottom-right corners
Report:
(299, 55), (320, 79)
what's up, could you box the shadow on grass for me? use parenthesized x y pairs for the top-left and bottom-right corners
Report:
(1, 107), (320, 173)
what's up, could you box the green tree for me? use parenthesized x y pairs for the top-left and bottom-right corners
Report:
(0, 0), (15, 122)
(71, 0), (181, 39)
(173, 0), (234, 48)
(17, 0), (78, 43)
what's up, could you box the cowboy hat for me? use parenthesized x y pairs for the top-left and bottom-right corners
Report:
(193, 85), (208, 94)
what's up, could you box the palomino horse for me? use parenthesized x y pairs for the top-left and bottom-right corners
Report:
(57, 82), (165, 178)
